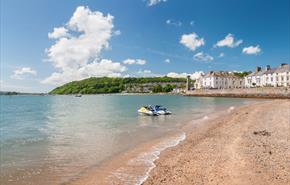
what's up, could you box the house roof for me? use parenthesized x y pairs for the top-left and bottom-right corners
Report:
(203, 71), (242, 79)
(247, 64), (289, 77)
(274, 64), (290, 73)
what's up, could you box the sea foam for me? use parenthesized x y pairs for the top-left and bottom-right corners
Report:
(108, 132), (186, 185)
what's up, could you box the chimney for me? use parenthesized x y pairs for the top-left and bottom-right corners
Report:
(186, 75), (191, 91)
(256, 66), (261, 72)
(280, 63), (287, 67)
(265, 65), (270, 71)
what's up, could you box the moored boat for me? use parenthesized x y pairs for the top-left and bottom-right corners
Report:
(153, 105), (172, 115)
(138, 106), (158, 116)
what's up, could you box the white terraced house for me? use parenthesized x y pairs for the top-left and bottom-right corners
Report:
(194, 71), (244, 89)
(244, 63), (290, 87)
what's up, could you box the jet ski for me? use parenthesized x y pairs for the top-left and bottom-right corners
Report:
(138, 106), (158, 116)
(153, 105), (172, 115)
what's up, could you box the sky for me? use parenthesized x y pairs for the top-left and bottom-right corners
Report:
(1, 0), (289, 92)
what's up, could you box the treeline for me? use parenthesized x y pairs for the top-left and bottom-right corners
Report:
(152, 84), (175, 93)
(49, 77), (187, 94)
(234, 71), (252, 78)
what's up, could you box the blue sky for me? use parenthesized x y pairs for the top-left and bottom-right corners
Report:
(1, 0), (289, 92)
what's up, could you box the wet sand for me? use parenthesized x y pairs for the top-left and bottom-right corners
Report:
(143, 100), (290, 185)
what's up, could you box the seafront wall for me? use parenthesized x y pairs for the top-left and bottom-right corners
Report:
(185, 87), (290, 99)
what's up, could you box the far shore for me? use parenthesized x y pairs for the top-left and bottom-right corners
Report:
(143, 99), (290, 185)
(2, 87), (290, 99)
(186, 87), (290, 99)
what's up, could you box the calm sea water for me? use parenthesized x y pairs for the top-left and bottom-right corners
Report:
(0, 95), (255, 184)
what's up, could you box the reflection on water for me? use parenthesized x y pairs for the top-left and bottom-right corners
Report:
(0, 95), (255, 185)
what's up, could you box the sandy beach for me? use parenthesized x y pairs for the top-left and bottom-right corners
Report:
(143, 99), (290, 185)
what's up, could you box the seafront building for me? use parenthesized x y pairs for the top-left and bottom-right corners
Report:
(194, 71), (244, 89)
(244, 63), (290, 87)
(194, 63), (290, 89)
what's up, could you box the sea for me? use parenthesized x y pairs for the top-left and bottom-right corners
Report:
(0, 95), (256, 185)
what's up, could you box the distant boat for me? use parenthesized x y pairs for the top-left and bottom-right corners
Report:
(75, 94), (82, 97)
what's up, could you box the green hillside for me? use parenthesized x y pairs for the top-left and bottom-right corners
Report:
(49, 77), (188, 94)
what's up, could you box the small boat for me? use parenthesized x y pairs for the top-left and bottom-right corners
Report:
(75, 94), (82, 97)
(153, 105), (172, 115)
(138, 106), (158, 116)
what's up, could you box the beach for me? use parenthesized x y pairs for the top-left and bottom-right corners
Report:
(144, 99), (290, 185)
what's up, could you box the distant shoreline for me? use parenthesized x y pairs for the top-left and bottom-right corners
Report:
(185, 87), (290, 99)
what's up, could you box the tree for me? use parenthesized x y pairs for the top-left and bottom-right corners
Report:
(163, 84), (173, 92)
(152, 84), (163, 93)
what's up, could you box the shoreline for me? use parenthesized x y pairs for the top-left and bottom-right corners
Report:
(66, 101), (258, 185)
(143, 99), (290, 185)
(185, 87), (290, 99)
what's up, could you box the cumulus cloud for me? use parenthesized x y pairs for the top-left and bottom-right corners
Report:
(166, 19), (182, 27)
(123, 59), (146, 65)
(114, 30), (121, 36)
(180, 32), (205, 51)
(42, 59), (126, 85)
(242, 45), (262, 55)
(135, 69), (159, 77)
(42, 6), (126, 85)
(190, 20), (195, 26)
(167, 72), (189, 78)
(164, 58), (170, 63)
(214, 33), (243, 48)
(48, 27), (69, 39)
(167, 71), (204, 80)
(11, 67), (37, 80)
(194, 52), (214, 62)
(147, 0), (167, 6)
(218, 52), (225, 58)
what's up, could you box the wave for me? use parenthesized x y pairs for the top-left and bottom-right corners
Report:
(107, 132), (186, 185)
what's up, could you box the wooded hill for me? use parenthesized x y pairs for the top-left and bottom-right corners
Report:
(49, 77), (188, 94)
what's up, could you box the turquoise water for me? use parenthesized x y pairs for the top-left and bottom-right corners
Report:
(0, 95), (255, 184)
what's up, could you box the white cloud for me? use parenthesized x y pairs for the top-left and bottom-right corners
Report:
(164, 58), (170, 63)
(136, 69), (157, 77)
(11, 67), (37, 80)
(218, 52), (225, 58)
(138, 69), (151, 74)
(114, 30), (121, 36)
(194, 52), (214, 62)
(123, 59), (146, 65)
(180, 32), (205, 51)
(42, 59), (126, 85)
(167, 72), (188, 78)
(190, 20), (195, 26)
(166, 19), (182, 27)
(43, 6), (126, 85)
(214, 33), (243, 48)
(242, 45), (262, 55)
(143, 70), (152, 74)
(167, 71), (204, 80)
(48, 27), (69, 39)
(147, 0), (167, 6)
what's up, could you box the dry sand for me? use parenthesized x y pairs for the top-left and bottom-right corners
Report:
(143, 100), (290, 185)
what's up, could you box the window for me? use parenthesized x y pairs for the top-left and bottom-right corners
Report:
(282, 77), (284, 81)
(271, 77), (273, 82)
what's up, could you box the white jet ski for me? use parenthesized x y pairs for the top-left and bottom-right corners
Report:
(153, 105), (172, 115)
(138, 106), (158, 116)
